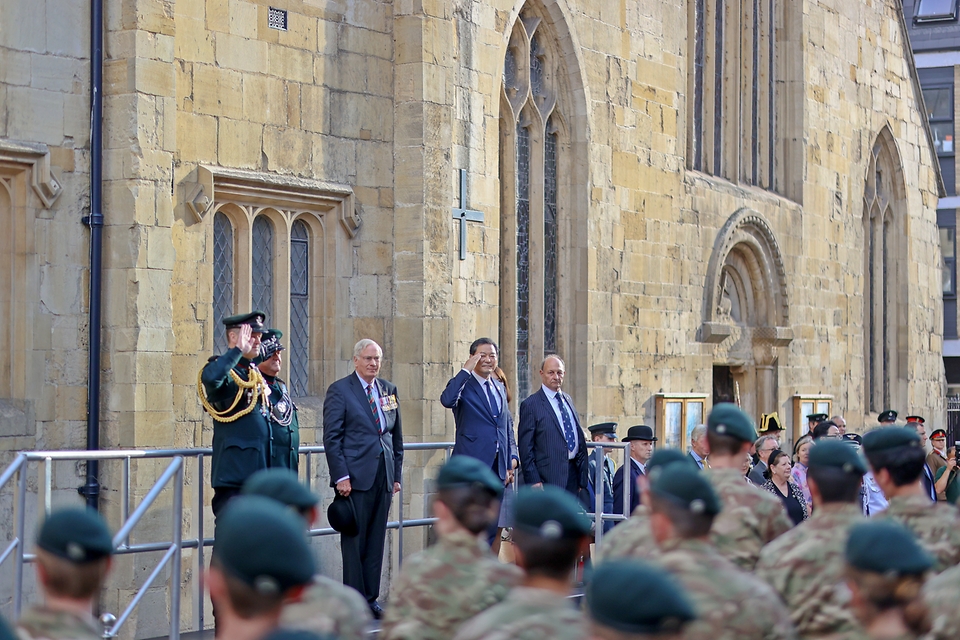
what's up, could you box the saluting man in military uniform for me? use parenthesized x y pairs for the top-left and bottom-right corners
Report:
(256, 329), (299, 472)
(198, 311), (272, 518)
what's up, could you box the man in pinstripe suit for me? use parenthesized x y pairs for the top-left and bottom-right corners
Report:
(517, 355), (588, 500)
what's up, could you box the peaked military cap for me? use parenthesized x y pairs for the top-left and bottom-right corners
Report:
(861, 426), (921, 454)
(931, 428), (947, 439)
(587, 422), (618, 437)
(436, 455), (504, 498)
(241, 468), (318, 510)
(258, 329), (285, 362)
(587, 561), (696, 634)
(808, 440), (867, 475)
(36, 507), (113, 563)
(841, 433), (863, 445)
(846, 520), (933, 574)
(904, 415), (925, 424)
(214, 496), (315, 594)
(649, 463), (721, 515)
(514, 485), (591, 539)
(622, 425), (657, 442)
(708, 403), (757, 442)
(877, 409), (898, 423)
(647, 448), (695, 471)
(222, 311), (266, 333)
(806, 413), (828, 423)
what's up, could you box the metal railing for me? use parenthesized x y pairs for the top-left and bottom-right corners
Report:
(0, 442), (456, 639)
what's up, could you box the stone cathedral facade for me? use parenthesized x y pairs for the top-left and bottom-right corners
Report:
(0, 0), (948, 634)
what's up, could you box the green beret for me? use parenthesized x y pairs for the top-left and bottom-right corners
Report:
(808, 440), (867, 475)
(223, 311), (266, 333)
(241, 469), (318, 510)
(0, 615), (15, 640)
(707, 403), (757, 442)
(587, 561), (696, 634)
(36, 508), (113, 563)
(647, 449), (696, 471)
(649, 464), (721, 515)
(262, 629), (338, 640)
(214, 496), (315, 593)
(845, 521), (933, 574)
(861, 427), (922, 454)
(436, 455), (504, 498)
(514, 485), (591, 539)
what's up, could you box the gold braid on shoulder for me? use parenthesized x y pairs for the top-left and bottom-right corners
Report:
(196, 367), (267, 422)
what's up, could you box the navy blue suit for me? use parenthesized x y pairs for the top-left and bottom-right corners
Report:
(518, 388), (588, 494)
(323, 372), (403, 604)
(612, 460), (643, 515)
(440, 369), (518, 480)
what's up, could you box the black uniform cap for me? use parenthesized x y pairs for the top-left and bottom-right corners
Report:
(223, 311), (266, 333)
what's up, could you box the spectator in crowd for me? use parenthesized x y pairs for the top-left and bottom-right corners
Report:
(748, 435), (779, 486)
(811, 421), (841, 441)
(687, 424), (709, 469)
(933, 446), (959, 504)
(927, 430), (949, 501)
(792, 435), (813, 512)
(761, 449), (809, 525)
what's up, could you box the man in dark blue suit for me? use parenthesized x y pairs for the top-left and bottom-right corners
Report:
(440, 337), (518, 486)
(517, 355), (588, 499)
(323, 339), (403, 618)
(613, 425), (656, 516)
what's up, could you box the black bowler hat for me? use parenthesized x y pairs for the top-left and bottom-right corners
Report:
(877, 409), (898, 424)
(588, 422), (618, 437)
(622, 425), (657, 442)
(327, 494), (359, 537)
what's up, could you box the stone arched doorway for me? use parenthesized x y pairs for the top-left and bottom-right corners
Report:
(700, 208), (792, 422)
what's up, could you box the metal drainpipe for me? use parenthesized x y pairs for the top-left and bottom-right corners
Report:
(79, 0), (104, 510)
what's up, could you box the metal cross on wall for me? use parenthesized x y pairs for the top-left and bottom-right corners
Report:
(451, 169), (484, 261)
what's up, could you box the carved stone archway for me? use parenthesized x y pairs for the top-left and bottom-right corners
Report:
(701, 208), (792, 419)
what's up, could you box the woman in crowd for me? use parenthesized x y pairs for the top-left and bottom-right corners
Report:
(761, 449), (809, 525)
(792, 435), (814, 512)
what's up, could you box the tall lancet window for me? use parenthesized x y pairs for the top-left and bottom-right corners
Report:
(213, 212), (235, 355)
(500, 8), (572, 400)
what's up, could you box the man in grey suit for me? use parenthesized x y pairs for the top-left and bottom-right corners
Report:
(749, 435), (779, 485)
(323, 338), (403, 618)
(517, 354), (588, 499)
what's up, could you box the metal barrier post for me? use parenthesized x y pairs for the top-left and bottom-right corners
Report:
(14, 459), (27, 620)
(397, 481), (404, 567)
(122, 457), (131, 546)
(592, 445), (604, 545)
(43, 457), (51, 516)
(196, 453), (204, 632)
(171, 460), (183, 640)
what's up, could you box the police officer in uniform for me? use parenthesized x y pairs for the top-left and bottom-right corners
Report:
(198, 311), (272, 518)
(256, 329), (300, 472)
(18, 508), (114, 640)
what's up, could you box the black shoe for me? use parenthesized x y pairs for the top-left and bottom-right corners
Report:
(369, 601), (384, 619)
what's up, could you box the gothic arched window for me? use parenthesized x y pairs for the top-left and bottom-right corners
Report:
(213, 211), (235, 355)
(289, 219), (310, 396)
(251, 215), (275, 317)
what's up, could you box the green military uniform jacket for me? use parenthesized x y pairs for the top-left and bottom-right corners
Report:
(17, 606), (101, 640)
(593, 504), (658, 564)
(200, 347), (271, 489)
(263, 374), (299, 471)
(876, 493), (960, 572)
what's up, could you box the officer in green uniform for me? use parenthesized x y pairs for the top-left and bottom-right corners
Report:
(198, 311), (272, 518)
(18, 508), (114, 640)
(255, 329), (299, 471)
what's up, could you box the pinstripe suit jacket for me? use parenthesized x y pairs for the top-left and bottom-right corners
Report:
(517, 388), (587, 490)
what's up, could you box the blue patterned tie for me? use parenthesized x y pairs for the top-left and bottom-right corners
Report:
(485, 381), (500, 417)
(366, 384), (382, 433)
(555, 393), (577, 452)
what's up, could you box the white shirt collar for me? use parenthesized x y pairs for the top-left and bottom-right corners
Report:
(541, 384), (562, 399)
(472, 370), (493, 386)
(356, 371), (377, 392)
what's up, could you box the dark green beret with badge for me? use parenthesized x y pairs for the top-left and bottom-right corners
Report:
(36, 507), (114, 563)
(861, 426), (921, 454)
(262, 629), (338, 640)
(437, 455), (504, 498)
(808, 440), (867, 475)
(846, 520), (933, 574)
(514, 485), (591, 539)
(649, 463), (721, 515)
(222, 310), (266, 333)
(647, 448), (695, 471)
(214, 496), (315, 594)
(707, 403), (757, 442)
(257, 329), (285, 364)
(587, 561), (696, 634)
(241, 468), (318, 510)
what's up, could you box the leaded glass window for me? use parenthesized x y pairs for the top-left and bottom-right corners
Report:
(516, 123), (532, 400)
(213, 212), (234, 355)
(544, 125), (558, 354)
(289, 220), (310, 396)
(252, 216), (274, 317)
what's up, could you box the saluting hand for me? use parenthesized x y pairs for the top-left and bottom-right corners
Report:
(463, 352), (482, 372)
(233, 324), (257, 354)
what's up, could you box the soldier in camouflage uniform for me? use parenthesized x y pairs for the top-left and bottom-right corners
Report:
(585, 560), (696, 640)
(922, 562), (960, 640)
(646, 463), (797, 640)
(844, 521), (934, 640)
(702, 403), (792, 570)
(381, 456), (522, 640)
(756, 440), (868, 638)
(862, 427), (960, 571)
(453, 485), (591, 640)
(593, 449), (693, 564)
(17, 508), (114, 640)
(240, 469), (372, 640)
